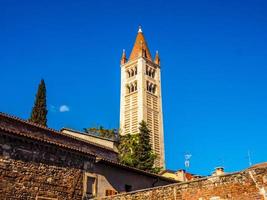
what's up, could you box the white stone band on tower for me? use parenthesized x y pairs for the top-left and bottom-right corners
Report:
(120, 27), (165, 169)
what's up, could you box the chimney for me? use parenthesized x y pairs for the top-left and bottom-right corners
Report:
(176, 169), (186, 182)
(213, 167), (224, 176)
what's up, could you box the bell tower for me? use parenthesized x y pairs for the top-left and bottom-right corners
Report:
(120, 26), (165, 168)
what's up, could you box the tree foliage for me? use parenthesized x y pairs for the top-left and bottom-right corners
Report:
(29, 79), (48, 126)
(118, 134), (139, 167)
(135, 121), (156, 171)
(118, 121), (160, 173)
(83, 126), (118, 140)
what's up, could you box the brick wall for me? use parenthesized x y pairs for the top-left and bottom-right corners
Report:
(0, 157), (84, 199)
(0, 132), (94, 199)
(98, 163), (267, 200)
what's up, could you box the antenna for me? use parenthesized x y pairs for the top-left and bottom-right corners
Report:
(184, 153), (192, 169)
(247, 150), (252, 166)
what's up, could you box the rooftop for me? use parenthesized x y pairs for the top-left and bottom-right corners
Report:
(0, 112), (177, 183)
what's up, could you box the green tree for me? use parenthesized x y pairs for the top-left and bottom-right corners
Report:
(134, 121), (156, 171)
(83, 126), (118, 140)
(118, 134), (139, 167)
(29, 79), (48, 126)
(118, 121), (159, 173)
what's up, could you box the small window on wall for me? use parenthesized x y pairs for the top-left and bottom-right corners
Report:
(105, 189), (117, 196)
(125, 184), (132, 192)
(85, 176), (96, 198)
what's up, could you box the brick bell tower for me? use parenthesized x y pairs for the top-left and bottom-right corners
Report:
(119, 26), (165, 169)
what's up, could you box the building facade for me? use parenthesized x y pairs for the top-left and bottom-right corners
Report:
(98, 163), (267, 200)
(0, 112), (175, 199)
(119, 27), (165, 168)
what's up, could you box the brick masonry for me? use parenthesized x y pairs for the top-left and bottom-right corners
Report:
(0, 133), (94, 199)
(98, 163), (267, 200)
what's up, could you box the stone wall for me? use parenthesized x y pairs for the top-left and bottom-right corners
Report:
(98, 163), (267, 200)
(0, 157), (84, 199)
(0, 132), (95, 199)
(0, 114), (175, 200)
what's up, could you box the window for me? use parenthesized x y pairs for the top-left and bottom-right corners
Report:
(146, 81), (156, 94)
(84, 176), (96, 198)
(86, 177), (95, 195)
(152, 70), (155, 78)
(125, 184), (132, 192)
(134, 82), (137, 91)
(126, 66), (137, 78)
(126, 82), (137, 94)
(131, 69), (135, 77)
(105, 190), (117, 196)
(146, 66), (156, 78)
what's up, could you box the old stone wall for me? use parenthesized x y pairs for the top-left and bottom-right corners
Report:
(0, 157), (84, 199)
(98, 164), (267, 200)
(0, 132), (94, 200)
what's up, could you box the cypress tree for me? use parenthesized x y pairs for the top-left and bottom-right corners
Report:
(29, 79), (48, 126)
(134, 121), (156, 171)
(118, 134), (139, 167)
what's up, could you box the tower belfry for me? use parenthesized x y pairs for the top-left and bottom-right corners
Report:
(120, 27), (165, 168)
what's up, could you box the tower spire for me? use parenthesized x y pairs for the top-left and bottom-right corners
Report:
(121, 49), (127, 65)
(154, 50), (160, 66)
(129, 26), (152, 61)
(138, 25), (142, 33)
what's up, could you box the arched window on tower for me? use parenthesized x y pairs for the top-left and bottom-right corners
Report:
(131, 69), (135, 77)
(127, 66), (138, 78)
(152, 69), (156, 78)
(130, 84), (134, 93)
(146, 81), (156, 94)
(126, 70), (131, 78)
(134, 82), (137, 91)
(127, 81), (138, 94)
(126, 85), (130, 94)
(150, 84), (153, 93)
(153, 84), (156, 94)
(146, 66), (156, 79)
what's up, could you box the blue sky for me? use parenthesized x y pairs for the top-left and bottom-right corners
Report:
(0, 0), (267, 175)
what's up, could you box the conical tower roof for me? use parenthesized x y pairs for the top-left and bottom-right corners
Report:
(129, 26), (152, 61)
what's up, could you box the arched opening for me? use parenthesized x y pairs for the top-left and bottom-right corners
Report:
(131, 69), (135, 77)
(134, 82), (137, 91)
(126, 70), (131, 78)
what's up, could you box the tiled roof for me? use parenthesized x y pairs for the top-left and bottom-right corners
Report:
(159, 169), (176, 174)
(129, 28), (152, 61)
(0, 112), (118, 160)
(61, 127), (119, 142)
(0, 112), (177, 183)
(99, 158), (178, 183)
